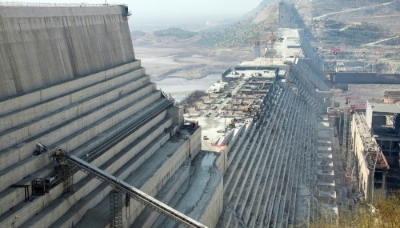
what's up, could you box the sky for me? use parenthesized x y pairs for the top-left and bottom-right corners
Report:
(9, 0), (263, 22)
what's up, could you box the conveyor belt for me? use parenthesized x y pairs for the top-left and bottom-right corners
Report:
(58, 153), (208, 228)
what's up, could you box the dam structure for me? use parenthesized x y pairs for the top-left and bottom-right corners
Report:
(0, 2), (350, 228)
(0, 3), (210, 228)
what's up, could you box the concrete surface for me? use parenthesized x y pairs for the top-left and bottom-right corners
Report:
(0, 5), (134, 99)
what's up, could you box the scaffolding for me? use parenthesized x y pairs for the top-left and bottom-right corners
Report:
(352, 112), (390, 199)
(63, 164), (73, 193)
(110, 190), (123, 228)
(341, 107), (350, 167)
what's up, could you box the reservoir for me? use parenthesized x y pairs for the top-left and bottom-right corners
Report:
(154, 74), (221, 102)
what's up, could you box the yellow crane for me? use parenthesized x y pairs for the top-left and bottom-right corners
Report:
(249, 31), (283, 65)
(243, 100), (255, 112)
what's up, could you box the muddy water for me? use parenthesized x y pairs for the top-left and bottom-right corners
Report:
(154, 74), (221, 102)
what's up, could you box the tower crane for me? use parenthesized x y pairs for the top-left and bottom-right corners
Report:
(330, 47), (340, 108)
(249, 31), (283, 66)
(270, 31), (275, 66)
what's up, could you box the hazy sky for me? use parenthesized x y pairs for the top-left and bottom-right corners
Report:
(10, 0), (263, 21)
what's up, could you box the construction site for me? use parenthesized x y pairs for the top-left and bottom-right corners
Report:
(1, 1), (400, 228)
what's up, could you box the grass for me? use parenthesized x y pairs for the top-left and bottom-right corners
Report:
(309, 191), (400, 228)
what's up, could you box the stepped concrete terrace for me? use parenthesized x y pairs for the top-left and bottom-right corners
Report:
(157, 26), (336, 228)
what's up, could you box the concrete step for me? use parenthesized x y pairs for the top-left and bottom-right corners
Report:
(218, 88), (285, 227)
(0, 65), (144, 133)
(276, 139), (299, 226)
(0, 98), (168, 219)
(227, 124), (252, 167)
(226, 130), (261, 203)
(73, 128), (200, 228)
(257, 90), (297, 227)
(241, 127), (275, 224)
(0, 61), (141, 117)
(132, 163), (190, 228)
(223, 124), (256, 193)
(244, 129), (278, 225)
(257, 90), (301, 226)
(0, 71), (148, 153)
(151, 152), (221, 228)
(270, 105), (299, 227)
(234, 128), (268, 215)
(0, 88), (160, 194)
(237, 90), (286, 226)
(0, 80), (154, 172)
(239, 91), (292, 226)
(16, 116), (173, 228)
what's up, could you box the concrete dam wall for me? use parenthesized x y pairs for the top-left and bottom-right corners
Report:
(0, 4), (210, 228)
(0, 5), (135, 100)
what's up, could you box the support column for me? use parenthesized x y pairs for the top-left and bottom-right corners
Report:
(63, 164), (73, 193)
(110, 189), (123, 228)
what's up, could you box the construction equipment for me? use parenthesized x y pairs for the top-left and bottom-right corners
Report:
(249, 34), (282, 63)
(269, 31), (275, 65)
(331, 47), (340, 108)
(228, 119), (235, 128)
(243, 100), (255, 112)
(345, 96), (381, 110)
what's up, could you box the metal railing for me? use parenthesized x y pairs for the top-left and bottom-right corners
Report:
(49, 99), (172, 188)
(57, 153), (208, 228)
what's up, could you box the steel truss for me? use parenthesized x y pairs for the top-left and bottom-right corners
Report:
(110, 190), (123, 228)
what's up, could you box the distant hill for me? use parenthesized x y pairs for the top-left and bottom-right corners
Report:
(131, 30), (145, 39)
(133, 0), (280, 48)
(153, 27), (198, 39)
(198, 0), (279, 47)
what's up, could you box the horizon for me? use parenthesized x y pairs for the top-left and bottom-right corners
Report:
(7, 0), (263, 30)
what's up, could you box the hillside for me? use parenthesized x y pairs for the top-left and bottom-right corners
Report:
(131, 0), (281, 80)
(295, 0), (400, 73)
(198, 1), (279, 47)
(133, 0), (280, 48)
(153, 27), (198, 39)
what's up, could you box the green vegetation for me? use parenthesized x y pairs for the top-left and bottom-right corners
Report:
(310, 192), (400, 228)
(321, 23), (383, 46)
(153, 27), (197, 39)
(197, 18), (276, 47)
(130, 30), (145, 39)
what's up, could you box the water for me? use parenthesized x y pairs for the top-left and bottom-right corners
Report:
(141, 56), (179, 65)
(154, 74), (221, 102)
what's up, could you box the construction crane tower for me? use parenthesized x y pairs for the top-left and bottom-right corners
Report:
(331, 48), (340, 108)
(270, 31), (275, 66)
